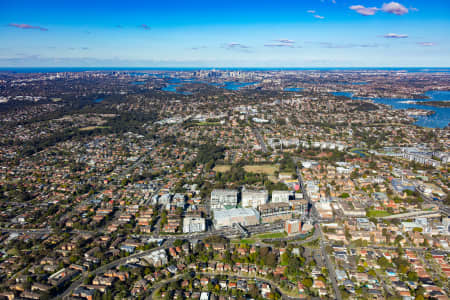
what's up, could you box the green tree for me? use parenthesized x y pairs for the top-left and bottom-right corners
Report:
(302, 278), (313, 289)
(407, 271), (419, 282)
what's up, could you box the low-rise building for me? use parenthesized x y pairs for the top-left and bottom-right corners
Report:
(142, 249), (168, 267)
(338, 200), (366, 217)
(183, 217), (206, 233)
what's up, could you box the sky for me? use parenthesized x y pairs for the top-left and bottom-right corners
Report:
(0, 0), (449, 67)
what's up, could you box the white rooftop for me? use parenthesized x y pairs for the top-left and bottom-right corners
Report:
(214, 207), (259, 219)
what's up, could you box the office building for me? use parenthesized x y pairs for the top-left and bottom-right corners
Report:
(210, 189), (238, 210)
(271, 190), (293, 203)
(241, 189), (268, 209)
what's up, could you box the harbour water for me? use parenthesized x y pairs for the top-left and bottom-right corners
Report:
(284, 87), (304, 92)
(161, 84), (193, 95)
(222, 81), (258, 90)
(332, 91), (450, 128)
(161, 80), (258, 93)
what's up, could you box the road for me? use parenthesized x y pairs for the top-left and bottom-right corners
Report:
(361, 244), (450, 254)
(259, 227), (320, 246)
(295, 164), (314, 219)
(317, 227), (342, 300)
(380, 210), (441, 220)
(296, 164), (342, 300)
(251, 127), (268, 153)
(0, 228), (52, 234)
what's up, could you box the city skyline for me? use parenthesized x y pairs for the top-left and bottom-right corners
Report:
(0, 0), (449, 67)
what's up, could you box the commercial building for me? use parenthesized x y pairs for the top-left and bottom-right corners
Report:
(241, 189), (268, 209)
(183, 217), (206, 233)
(271, 190), (293, 203)
(210, 189), (238, 210)
(213, 208), (260, 228)
(291, 199), (308, 215)
(258, 202), (292, 223)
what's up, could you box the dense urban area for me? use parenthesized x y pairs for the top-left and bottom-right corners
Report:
(0, 69), (449, 300)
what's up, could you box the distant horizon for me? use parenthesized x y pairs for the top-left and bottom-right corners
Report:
(1, 66), (450, 72)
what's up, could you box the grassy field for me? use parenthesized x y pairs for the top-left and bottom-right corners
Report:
(79, 126), (110, 131)
(268, 175), (278, 183)
(231, 238), (256, 245)
(213, 165), (231, 172)
(366, 210), (392, 218)
(349, 147), (365, 152)
(244, 164), (279, 176)
(196, 121), (221, 126)
(213, 164), (279, 176)
(253, 232), (287, 239)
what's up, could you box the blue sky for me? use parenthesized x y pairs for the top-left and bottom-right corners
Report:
(0, 0), (449, 67)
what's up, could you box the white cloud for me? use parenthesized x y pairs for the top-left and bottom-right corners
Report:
(8, 23), (48, 31)
(417, 42), (434, 47)
(307, 10), (316, 14)
(225, 42), (249, 49)
(264, 43), (295, 48)
(381, 2), (408, 15)
(383, 33), (408, 38)
(274, 39), (295, 44)
(222, 43), (252, 52)
(191, 46), (207, 50)
(318, 42), (381, 48)
(314, 15), (325, 19)
(349, 5), (378, 16)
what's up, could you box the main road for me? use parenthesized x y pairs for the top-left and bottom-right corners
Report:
(296, 163), (342, 300)
(317, 227), (342, 300)
(251, 127), (268, 153)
